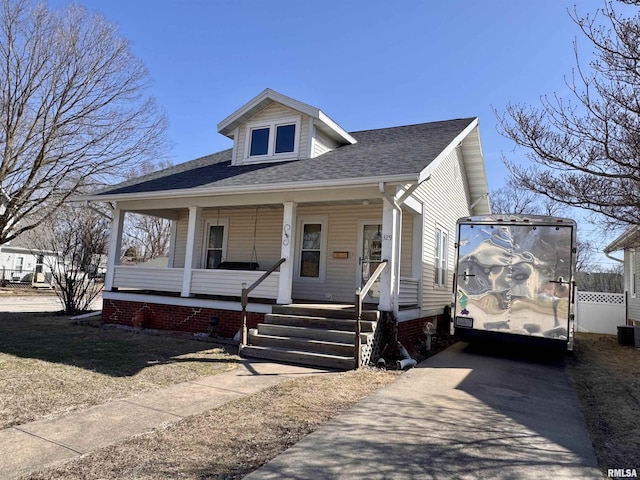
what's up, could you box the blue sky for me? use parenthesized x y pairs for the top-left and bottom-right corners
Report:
(50, 0), (622, 265)
(47, 0), (604, 182)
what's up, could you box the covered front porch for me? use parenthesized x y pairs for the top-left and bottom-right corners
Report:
(103, 189), (425, 318)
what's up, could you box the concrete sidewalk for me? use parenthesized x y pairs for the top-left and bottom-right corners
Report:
(0, 360), (333, 480)
(245, 342), (602, 480)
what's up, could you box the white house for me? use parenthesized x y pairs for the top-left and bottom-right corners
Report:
(605, 227), (640, 326)
(0, 235), (57, 286)
(80, 89), (491, 369)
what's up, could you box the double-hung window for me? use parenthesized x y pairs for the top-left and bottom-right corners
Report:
(631, 250), (637, 298)
(297, 217), (327, 281)
(434, 226), (448, 287)
(204, 219), (228, 269)
(246, 117), (300, 160)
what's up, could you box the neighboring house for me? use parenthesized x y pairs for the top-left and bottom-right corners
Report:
(0, 190), (57, 286)
(80, 89), (491, 368)
(605, 227), (640, 326)
(0, 234), (57, 286)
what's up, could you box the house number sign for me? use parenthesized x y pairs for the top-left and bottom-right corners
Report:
(282, 224), (290, 246)
(382, 234), (393, 241)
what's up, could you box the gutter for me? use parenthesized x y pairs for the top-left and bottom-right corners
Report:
(74, 173), (418, 203)
(605, 251), (624, 264)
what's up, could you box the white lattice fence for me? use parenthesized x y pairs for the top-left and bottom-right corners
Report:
(575, 291), (626, 335)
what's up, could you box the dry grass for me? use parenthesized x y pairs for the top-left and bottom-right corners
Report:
(25, 368), (399, 480)
(5, 312), (638, 479)
(566, 332), (640, 475)
(0, 312), (240, 428)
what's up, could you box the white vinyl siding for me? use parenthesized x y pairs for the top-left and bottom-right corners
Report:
(312, 129), (340, 157)
(172, 210), (190, 268)
(411, 146), (471, 316)
(225, 208), (283, 270)
(234, 103), (310, 164)
(171, 207), (284, 271)
(147, 204), (417, 305)
(400, 213), (413, 277)
(626, 249), (640, 322)
(113, 266), (184, 292)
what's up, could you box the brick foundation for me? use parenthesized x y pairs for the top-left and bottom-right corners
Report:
(396, 313), (449, 357)
(102, 298), (264, 339)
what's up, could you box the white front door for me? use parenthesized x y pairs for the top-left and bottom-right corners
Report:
(357, 222), (383, 304)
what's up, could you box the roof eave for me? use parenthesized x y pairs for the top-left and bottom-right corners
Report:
(605, 226), (640, 253)
(75, 173), (419, 203)
(217, 89), (356, 145)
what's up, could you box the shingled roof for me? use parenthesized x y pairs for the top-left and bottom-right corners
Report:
(95, 117), (477, 197)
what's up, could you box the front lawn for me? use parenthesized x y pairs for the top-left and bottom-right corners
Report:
(0, 312), (240, 428)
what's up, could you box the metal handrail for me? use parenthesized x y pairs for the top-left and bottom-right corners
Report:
(354, 259), (388, 369)
(240, 258), (286, 348)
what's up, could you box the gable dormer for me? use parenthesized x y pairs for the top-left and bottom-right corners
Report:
(217, 89), (357, 166)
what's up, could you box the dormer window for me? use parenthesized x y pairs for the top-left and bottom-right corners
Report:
(245, 117), (300, 161)
(250, 128), (270, 156)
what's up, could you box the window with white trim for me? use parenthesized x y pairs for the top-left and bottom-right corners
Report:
(15, 256), (24, 273)
(296, 218), (327, 281)
(203, 219), (228, 269)
(434, 226), (448, 287)
(245, 117), (300, 160)
(631, 250), (637, 298)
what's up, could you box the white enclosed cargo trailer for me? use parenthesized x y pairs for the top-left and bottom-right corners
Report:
(453, 215), (577, 350)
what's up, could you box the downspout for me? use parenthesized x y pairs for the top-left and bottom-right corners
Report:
(378, 179), (423, 317)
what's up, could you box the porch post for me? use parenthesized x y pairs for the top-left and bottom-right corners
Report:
(277, 201), (297, 304)
(104, 208), (125, 291)
(167, 220), (177, 268)
(182, 206), (202, 297)
(379, 197), (401, 313)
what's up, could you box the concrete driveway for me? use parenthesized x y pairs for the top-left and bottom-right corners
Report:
(245, 342), (601, 479)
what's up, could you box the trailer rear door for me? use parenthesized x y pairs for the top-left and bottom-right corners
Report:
(454, 221), (574, 341)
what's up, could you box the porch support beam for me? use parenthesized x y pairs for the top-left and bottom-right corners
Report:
(105, 208), (125, 291)
(182, 206), (202, 297)
(379, 197), (401, 313)
(167, 220), (177, 268)
(277, 201), (297, 304)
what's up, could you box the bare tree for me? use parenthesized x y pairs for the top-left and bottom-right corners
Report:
(498, 1), (640, 228)
(0, 0), (167, 245)
(26, 204), (109, 314)
(490, 178), (568, 216)
(122, 160), (173, 262)
(575, 238), (597, 273)
(490, 184), (538, 215)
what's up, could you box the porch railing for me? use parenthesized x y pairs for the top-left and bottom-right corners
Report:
(240, 258), (286, 348)
(354, 259), (388, 369)
(111, 265), (281, 300)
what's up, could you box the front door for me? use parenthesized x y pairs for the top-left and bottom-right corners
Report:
(357, 222), (383, 304)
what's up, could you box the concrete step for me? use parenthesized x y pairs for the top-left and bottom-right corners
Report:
(256, 323), (370, 344)
(248, 330), (355, 356)
(240, 345), (355, 370)
(264, 314), (376, 332)
(272, 304), (379, 321)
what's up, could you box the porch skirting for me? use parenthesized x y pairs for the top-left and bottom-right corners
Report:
(102, 298), (265, 339)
